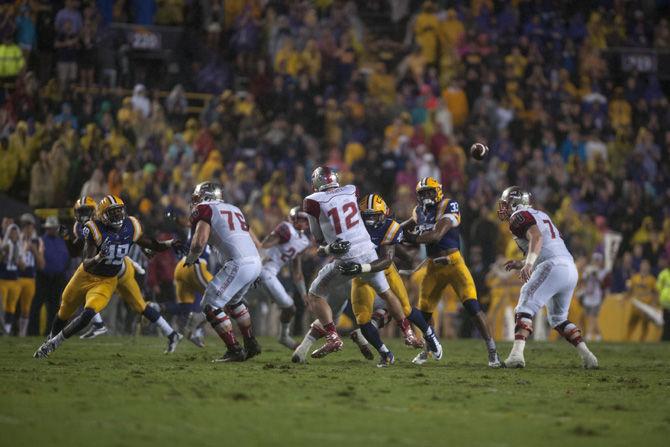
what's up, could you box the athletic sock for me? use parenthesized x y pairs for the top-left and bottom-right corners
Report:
(359, 322), (385, 353)
(323, 321), (337, 334)
(155, 317), (176, 337)
(280, 322), (291, 338)
(485, 337), (497, 352)
(575, 341), (591, 358)
(19, 317), (29, 337)
(352, 328), (369, 345)
(510, 339), (525, 356)
(407, 307), (430, 333)
(91, 313), (104, 325)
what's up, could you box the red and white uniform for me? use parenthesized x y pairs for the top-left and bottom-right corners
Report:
(303, 185), (389, 298)
(260, 222), (311, 308)
(509, 207), (577, 327)
(190, 200), (261, 308)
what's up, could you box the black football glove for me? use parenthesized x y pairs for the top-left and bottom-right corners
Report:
(338, 261), (362, 276)
(328, 238), (351, 255)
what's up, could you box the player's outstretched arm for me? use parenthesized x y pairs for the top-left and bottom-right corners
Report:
(261, 231), (282, 249)
(410, 217), (453, 245)
(184, 220), (210, 265)
(81, 237), (105, 270)
(338, 244), (394, 276)
(136, 233), (182, 254)
(520, 225), (543, 283)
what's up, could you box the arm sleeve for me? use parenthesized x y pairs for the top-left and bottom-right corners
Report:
(83, 221), (102, 246)
(509, 211), (537, 238)
(439, 200), (461, 227)
(128, 216), (143, 242)
(308, 215), (324, 244)
(190, 204), (212, 228)
(303, 197), (320, 218)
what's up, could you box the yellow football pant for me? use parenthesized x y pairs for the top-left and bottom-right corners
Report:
(0, 279), (21, 314)
(351, 264), (411, 325)
(17, 277), (36, 317)
(116, 258), (147, 314)
(58, 265), (118, 319)
(174, 258), (212, 304)
(417, 251), (478, 314)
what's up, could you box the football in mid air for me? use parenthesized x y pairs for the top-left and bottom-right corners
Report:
(470, 142), (489, 160)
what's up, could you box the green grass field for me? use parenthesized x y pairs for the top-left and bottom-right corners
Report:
(1, 336), (669, 447)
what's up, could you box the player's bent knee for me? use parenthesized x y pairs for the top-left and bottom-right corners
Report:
(462, 298), (482, 316)
(515, 313), (534, 334)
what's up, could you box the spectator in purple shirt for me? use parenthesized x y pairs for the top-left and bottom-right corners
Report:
(28, 216), (70, 336)
(55, 0), (83, 34)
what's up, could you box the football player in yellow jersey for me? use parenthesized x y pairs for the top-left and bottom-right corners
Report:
(626, 259), (659, 341)
(63, 196), (182, 350)
(337, 194), (443, 366)
(402, 177), (501, 367)
(34, 195), (184, 358)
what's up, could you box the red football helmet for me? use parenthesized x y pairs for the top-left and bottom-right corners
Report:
(311, 166), (340, 192)
(497, 186), (531, 221)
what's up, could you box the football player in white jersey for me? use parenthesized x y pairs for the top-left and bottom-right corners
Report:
(497, 186), (598, 369)
(258, 206), (312, 349)
(184, 182), (263, 362)
(301, 167), (422, 365)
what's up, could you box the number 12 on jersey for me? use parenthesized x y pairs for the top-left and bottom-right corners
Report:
(327, 202), (359, 234)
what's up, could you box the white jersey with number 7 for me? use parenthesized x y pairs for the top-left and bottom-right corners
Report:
(509, 207), (573, 264)
(303, 185), (376, 259)
(190, 200), (259, 261)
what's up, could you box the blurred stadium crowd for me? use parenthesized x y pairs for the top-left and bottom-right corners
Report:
(0, 0), (669, 340)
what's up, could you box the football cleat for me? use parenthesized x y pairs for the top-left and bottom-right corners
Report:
(278, 334), (298, 350)
(213, 346), (247, 363)
(582, 351), (599, 369)
(350, 331), (374, 360)
(488, 350), (502, 368)
(504, 352), (525, 368)
(402, 327), (425, 349)
(291, 341), (312, 363)
(310, 333), (343, 359)
(187, 329), (205, 348)
(79, 324), (108, 339)
(244, 337), (262, 359)
(164, 332), (183, 354)
(412, 350), (429, 365)
(33, 339), (57, 359)
(377, 351), (395, 368)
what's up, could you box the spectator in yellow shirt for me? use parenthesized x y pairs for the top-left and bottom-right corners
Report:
(609, 87), (632, 131)
(274, 38), (299, 77)
(626, 260), (658, 341)
(440, 9), (465, 49)
(413, 2), (440, 65)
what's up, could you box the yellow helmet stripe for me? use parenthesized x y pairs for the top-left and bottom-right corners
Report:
(107, 195), (117, 205)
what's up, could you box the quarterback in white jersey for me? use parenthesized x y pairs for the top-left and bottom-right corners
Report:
(497, 186), (598, 369)
(300, 167), (421, 364)
(258, 206), (312, 349)
(185, 182), (262, 363)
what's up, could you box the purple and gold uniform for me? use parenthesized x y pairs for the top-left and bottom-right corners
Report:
(413, 192), (478, 313)
(58, 215), (142, 319)
(351, 195), (410, 324)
